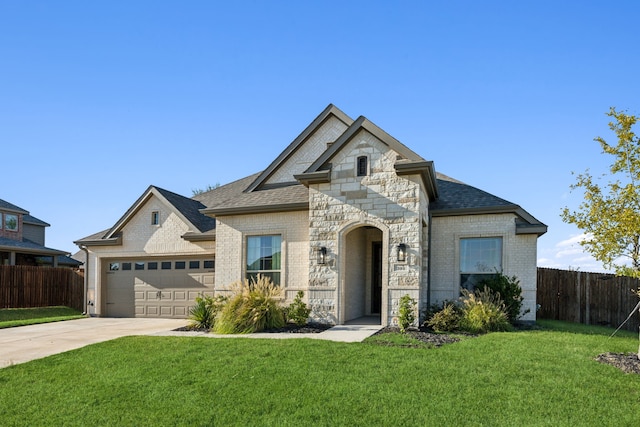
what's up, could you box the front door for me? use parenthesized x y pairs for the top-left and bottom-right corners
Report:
(371, 241), (382, 314)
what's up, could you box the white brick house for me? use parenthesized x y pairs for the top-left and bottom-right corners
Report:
(76, 105), (546, 325)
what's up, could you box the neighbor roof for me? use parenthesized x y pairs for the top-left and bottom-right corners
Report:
(0, 199), (49, 227)
(0, 237), (68, 256)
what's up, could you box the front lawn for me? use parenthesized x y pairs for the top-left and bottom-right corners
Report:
(0, 306), (84, 329)
(0, 321), (638, 426)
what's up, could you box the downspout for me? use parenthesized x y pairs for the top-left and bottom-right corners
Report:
(80, 245), (89, 316)
(426, 212), (433, 309)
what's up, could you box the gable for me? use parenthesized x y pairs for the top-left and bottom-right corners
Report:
(265, 115), (350, 186)
(245, 104), (353, 192)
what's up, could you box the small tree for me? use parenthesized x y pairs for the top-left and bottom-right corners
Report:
(561, 108), (640, 277)
(398, 294), (417, 333)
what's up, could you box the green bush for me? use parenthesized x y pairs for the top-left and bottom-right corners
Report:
(458, 288), (512, 334)
(478, 271), (528, 323)
(398, 294), (417, 333)
(188, 294), (228, 330)
(426, 302), (461, 332)
(213, 275), (285, 334)
(286, 291), (312, 326)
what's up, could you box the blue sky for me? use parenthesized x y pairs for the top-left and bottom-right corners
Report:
(1, 1), (638, 272)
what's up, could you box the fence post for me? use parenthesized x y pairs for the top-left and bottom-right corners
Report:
(585, 272), (590, 326)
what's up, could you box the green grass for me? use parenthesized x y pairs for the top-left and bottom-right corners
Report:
(0, 306), (84, 328)
(0, 320), (638, 426)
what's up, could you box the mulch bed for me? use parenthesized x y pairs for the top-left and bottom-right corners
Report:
(372, 326), (462, 347)
(173, 323), (332, 334)
(596, 352), (640, 375)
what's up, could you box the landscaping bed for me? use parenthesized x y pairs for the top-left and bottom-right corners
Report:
(596, 352), (640, 374)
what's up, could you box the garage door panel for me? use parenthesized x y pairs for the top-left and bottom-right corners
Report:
(106, 257), (215, 319)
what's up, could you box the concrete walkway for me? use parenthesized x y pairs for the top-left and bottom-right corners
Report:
(0, 318), (384, 368)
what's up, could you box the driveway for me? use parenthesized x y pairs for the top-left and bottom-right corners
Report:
(0, 317), (187, 368)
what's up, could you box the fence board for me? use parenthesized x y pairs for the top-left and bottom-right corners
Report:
(537, 267), (640, 332)
(0, 266), (84, 312)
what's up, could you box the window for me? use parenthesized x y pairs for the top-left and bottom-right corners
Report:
(5, 214), (18, 231)
(204, 260), (215, 270)
(161, 261), (172, 270)
(246, 235), (281, 285)
(175, 261), (186, 270)
(151, 211), (159, 225)
(135, 262), (145, 270)
(148, 262), (158, 270)
(189, 260), (200, 269)
(122, 262), (132, 271)
(0, 213), (2, 229)
(460, 237), (502, 291)
(356, 156), (368, 177)
(109, 262), (120, 271)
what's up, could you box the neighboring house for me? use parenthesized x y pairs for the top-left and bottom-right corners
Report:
(76, 104), (547, 325)
(0, 199), (71, 267)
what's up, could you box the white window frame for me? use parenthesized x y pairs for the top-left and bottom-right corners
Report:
(151, 211), (160, 226)
(246, 234), (282, 286)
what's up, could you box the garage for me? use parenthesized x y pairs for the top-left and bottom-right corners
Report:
(104, 257), (215, 318)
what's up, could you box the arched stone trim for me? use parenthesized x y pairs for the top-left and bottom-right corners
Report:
(337, 218), (390, 325)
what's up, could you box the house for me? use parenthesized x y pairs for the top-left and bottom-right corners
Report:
(75, 104), (547, 325)
(0, 199), (72, 267)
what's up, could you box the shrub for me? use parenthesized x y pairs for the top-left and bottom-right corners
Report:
(426, 302), (461, 332)
(286, 291), (311, 326)
(398, 294), (417, 333)
(478, 271), (528, 323)
(188, 294), (228, 330)
(458, 288), (512, 334)
(213, 275), (285, 334)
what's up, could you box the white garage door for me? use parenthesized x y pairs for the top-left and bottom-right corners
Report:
(105, 257), (215, 318)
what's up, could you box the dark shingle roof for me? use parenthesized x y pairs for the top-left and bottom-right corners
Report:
(0, 237), (68, 255)
(23, 214), (50, 227)
(430, 177), (516, 212)
(0, 199), (28, 214)
(193, 173), (308, 215)
(154, 187), (216, 232)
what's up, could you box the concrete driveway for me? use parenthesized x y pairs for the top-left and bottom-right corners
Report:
(0, 317), (187, 368)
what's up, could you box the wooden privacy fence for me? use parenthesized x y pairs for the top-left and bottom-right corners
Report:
(537, 267), (640, 332)
(0, 265), (84, 312)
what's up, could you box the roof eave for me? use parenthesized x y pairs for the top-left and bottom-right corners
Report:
(74, 234), (123, 247)
(394, 160), (439, 200)
(294, 170), (332, 186)
(182, 231), (216, 242)
(203, 202), (309, 216)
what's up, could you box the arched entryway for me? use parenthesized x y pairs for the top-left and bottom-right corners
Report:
(340, 223), (387, 325)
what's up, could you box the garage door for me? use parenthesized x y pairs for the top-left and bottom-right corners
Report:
(105, 257), (215, 318)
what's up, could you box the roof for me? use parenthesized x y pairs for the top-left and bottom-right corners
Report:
(197, 174), (308, 216)
(431, 175), (547, 235)
(0, 199), (28, 214)
(0, 237), (68, 256)
(78, 104), (546, 241)
(0, 199), (49, 227)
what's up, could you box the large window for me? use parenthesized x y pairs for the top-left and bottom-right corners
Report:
(460, 237), (502, 291)
(246, 235), (281, 285)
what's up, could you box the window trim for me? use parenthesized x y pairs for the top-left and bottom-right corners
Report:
(458, 236), (504, 292)
(4, 213), (18, 232)
(356, 155), (368, 177)
(245, 234), (283, 286)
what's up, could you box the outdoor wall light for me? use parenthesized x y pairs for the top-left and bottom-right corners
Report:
(397, 243), (407, 262)
(317, 246), (327, 265)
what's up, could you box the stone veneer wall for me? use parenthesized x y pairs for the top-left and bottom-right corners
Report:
(214, 210), (309, 298)
(308, 129), (426, 325)
(430, 213), (538, 322)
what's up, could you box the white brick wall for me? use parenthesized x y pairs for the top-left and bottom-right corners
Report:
(266, 116), (349, 185)
(430, 214), (538, 321)
(84, 194), (215, 316)
(214, 210), (309, 292)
